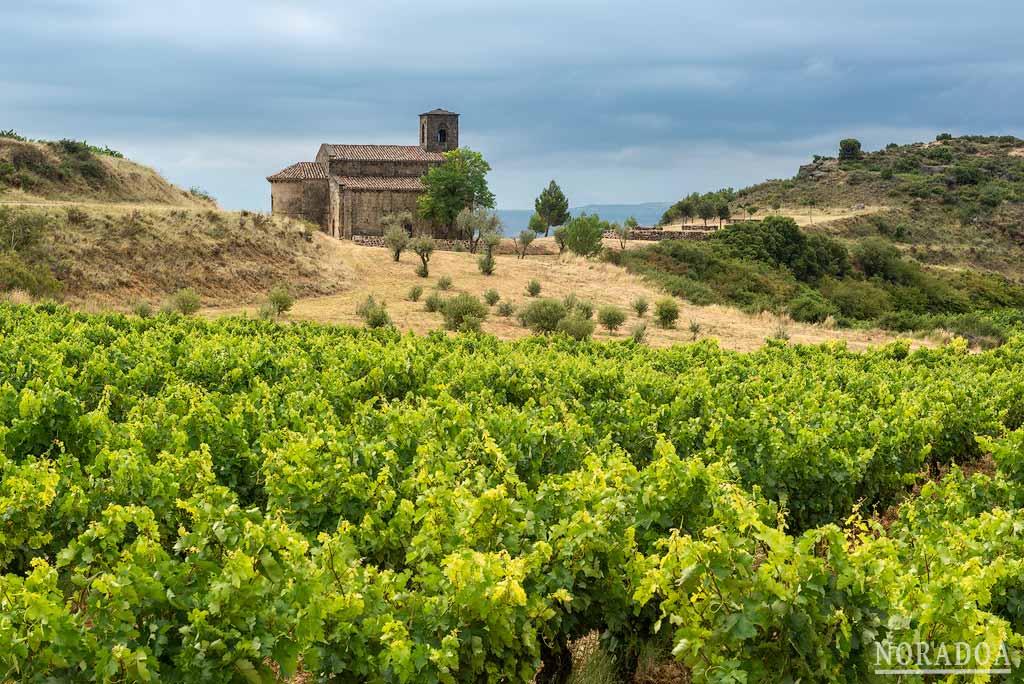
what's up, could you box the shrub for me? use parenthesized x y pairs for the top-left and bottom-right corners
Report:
(169, 288), (201, 315)
(65, 207), (89, 226)
(788, 291), (837, 324)
(496, 301), (515, 317)
(838, 138), (862, 161)
(853, 238), (902, 280)
(0, 207), (48, 252)
(561, 213), (605, 256)
(632, 297), (649, 317)
(526, 279), (542, 297)
(356, 295), (392, 328)
(688, 320), (702, 340)
(824, 279), (892, 320)
(458, 315), (483, 333)
(415, 263), (429, 278)
(131, 301), (153, 318)
(407, 285), (423, 302)
(188, 187), (214, 202)
(424, 292), (444, 313)
(0, 252), (61, 298)
(483, 289), (500, 306)
(556, 315), (594, 341)
(477, 252), (495, 275)
(573, 299), (594, 320)
(597, 305), (626, 332)
(384, 226), (410, 262)
(518, 298), (568, 333)
(266, 284), (295, 318)
(441, 293), (488, 331)
(936, 132), (953, 141)
(654, 297), (679, 328)
(630, 323), (648, 344)
(437, 276), (453, 291)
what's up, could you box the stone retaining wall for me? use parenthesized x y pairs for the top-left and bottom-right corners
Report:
(602, 229), (714, 241)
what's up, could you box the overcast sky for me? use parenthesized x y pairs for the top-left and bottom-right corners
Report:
(3, 0), (1022, 210)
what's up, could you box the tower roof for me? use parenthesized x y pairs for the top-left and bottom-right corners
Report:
(420, 108), (459, 116)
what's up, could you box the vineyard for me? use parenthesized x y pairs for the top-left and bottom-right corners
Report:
(2, 303), (1024, 683)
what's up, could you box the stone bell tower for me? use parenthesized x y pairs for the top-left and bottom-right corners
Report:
(419, 109), (459, 153)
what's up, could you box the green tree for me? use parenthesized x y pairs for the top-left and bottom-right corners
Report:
(838, 138), (863, 161)
(716, 202), (731, 228)
(418, 149), (495, 236)
(383, 225), (410, 262)
(697, 200), (716, 227)
(455, 207), (502, 253)
(515, 229), (535, 259)
(561, 213), (605, 256)
(534, 180), (570, 237)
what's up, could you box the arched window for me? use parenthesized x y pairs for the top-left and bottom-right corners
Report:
(437, 127), (447, 144)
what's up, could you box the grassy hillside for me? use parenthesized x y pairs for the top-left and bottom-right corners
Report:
(0, 133), (212, 206)
(0, 132), (351, 307)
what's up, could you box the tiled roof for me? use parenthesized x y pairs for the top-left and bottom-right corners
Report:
(266, 161), (327, 181)
(321, 144), (444, 162)
(334, 175), (425, 192)
(421, 108), (459, 116)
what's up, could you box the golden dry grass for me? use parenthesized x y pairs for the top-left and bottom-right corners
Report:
(206, 237), (921, 352)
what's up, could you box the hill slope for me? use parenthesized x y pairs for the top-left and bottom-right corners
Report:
(0, 135), (213, 206)
(733, 135), (1024, 277)
(0, 134), (350, 306)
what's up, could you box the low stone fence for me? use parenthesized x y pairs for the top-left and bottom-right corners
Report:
(353, 234), (515, 253)
(602, 228), (714, 241)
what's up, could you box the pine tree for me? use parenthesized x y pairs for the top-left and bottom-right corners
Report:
(534, 180), (570, 237)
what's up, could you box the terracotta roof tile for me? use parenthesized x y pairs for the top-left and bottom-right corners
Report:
(266, 161), (327, 181)
(334, 175), (425, 192)
(322, 144), (444, 162)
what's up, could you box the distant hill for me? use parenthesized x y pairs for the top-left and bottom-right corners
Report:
(497, 202), (672, 233)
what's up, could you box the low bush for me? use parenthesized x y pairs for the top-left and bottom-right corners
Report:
(654, 298), (679, 328)
(0, 252), (61, 298)
(496, 301), (515, 317)
(483, 289), (500, 306)
(477, 252), (495, 275)
(424, 292), (444, 313)
(526, 279), (542, 297)
(407, 285), (423, 302)
(632, 297), (649, 317)
(788, 291), (836, 324)
(597, 305), (626, 332)
(556, 314), (595, 340)
(169, 288), (201, 315)
(518, 298), (568, 333)
(437, 276), (453, 291)
(266, 284), (295, 318)
(441, 293), (488, 331)
(356, 295), (392, 328)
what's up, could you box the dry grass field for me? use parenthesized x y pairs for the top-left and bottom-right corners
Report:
(205, 236), (920, 352)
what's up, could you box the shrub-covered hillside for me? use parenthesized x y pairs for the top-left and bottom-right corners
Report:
(735, 134), (1024, 276)
(612, 215), (1024, 347)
